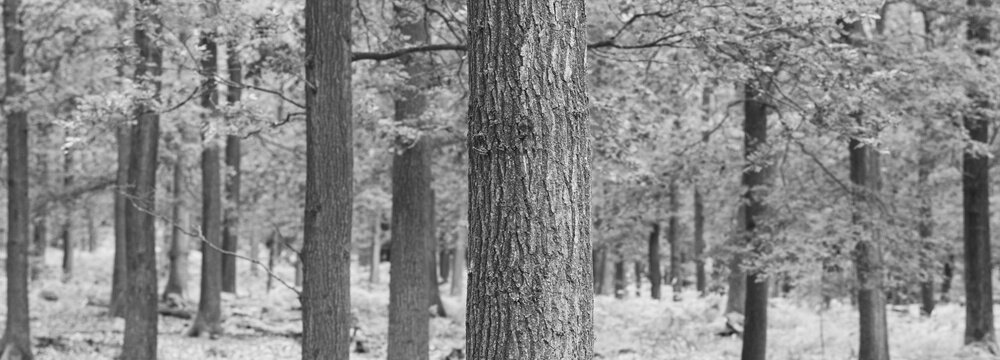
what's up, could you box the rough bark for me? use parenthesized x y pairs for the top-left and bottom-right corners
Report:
(2, 0), (32, 353)
(668, 180), (681, 300)
(221, 43), (242, 294)
(725, 205), (747, 315)
(466, 1), (593, 358)
(849, 138), (890, 360)
(301, 0), (353, 357)
(369, 211), (382, 284)
(964, 0), (995, 348)
(614, 260), (626, 299)
(162, 127), (191, 301)
(121, 0), (162, 356)
(387, 4), (432, 359)
(694, 188), (706, 295)
(109, 120), (131, 318)
(741, 82), (772, 360)
(188, 33), (223, 339)
(648, 223), (662, 299)
(61, 151), (74, 280)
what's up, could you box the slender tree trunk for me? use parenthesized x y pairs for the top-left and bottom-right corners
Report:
(369, 211), (382, 284)
(450, 220), (466, 297)
(726, 205), (747, 315)
(2, 0), (32, 353)
(467, 1), (592, 358)
(648, 223), (662, 299)
(85, 197), (97, 252)
(221, 43), (242, 294)
(918, 147), (934, 316)
(162, 129), (191, 301)
(427, 193), (447, 318)
(121, 0), (162, 356)
(634, 261), (642, 297)
(614, 260), (626, 299)
(964, 0), (996, 348)
(30, 141), (49, 281)
(110, 119), (131, 317)
(387, 5), (433, 359)
(849, 138), (890, 360)
(61, 151), (75, 280)
(266, 231), (279, 294)
(941, 256), (954, 302)
(593, 247), (604, 295)
(301, 0), (353, 357)
(188, 33), (223, 339)
(601, 246), (614, 295)
(694, 188), (706, 295)
(439, 249), (450, 283)
(741, 82), (772, 360)
(668, 180), (682, 301)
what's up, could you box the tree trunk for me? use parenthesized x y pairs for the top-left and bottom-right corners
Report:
(614, 260), (626, 299)
(162, 128), (191, 301)
(466, 1), (592, 358)
(188, 33), (223, 339)
(61, 151), (75, 280)
(387, 4), (433, 358)
(439, 249), (450, 283)
(634, 261), (642, 297)
(427, 193), (446, 318)
(741, 82), (772, 360)
(941, 256), (954, 302)
(121, 1), (162, 356)
(964, 0), (996, 348)
(110, 118), (131, 318)
(668, 180), (682, 301)
(849, 137), (890, 360)
(369, 211), (382, 284)
(2, 0), (32, 353)
(221, 43), (242, 294)
(918, 147), (934, 316)
(85, 197), (97, 252)
(450, 221), (466, 297)
(726, 205), (747, 315)
(301, 0), (353, 357)
(266, 231), (279, 294)
(30, 142), (49, 281)
(694, 188), (706, 295)
(648, 223), (662, 299)
(593, 247), (604, 295)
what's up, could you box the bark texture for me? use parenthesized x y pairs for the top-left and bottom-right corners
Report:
(221, 43), (242, 294)
(301, 0), (353, 357)
(648, 223), (662, 299)
(963, 0), (995, 348)
(740, 82), (772, 360)
(849, 138), (890, 360)
(467, 1), (592, 358)
(2, 0), (32, 353)
(121, 0), (162, 356)
(188, 33), (223, 338)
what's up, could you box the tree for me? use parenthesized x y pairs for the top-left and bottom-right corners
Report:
(31, 125), (51, 281)
(369, 211), (382, 284)
(109, 0), (131, 319)
(388, 5), (432, 358)
(188, 32), (223, 338)
(466, 0), (592, 358)
(668, 180), (681, 300)
(963, 0), (995, 349)
(741, 82), (772, 360)
(427, 192), (447, 317)
(614, 259), (626, 299)
(694, 188), (706, 295)
(121, 0), (163, 357)
(726, 205), (747, 315)
(162, 127), (191, 301)
(1, 0), (32, 355)
(450, 218), (466, 297)
(61, 151), (75, 280)
(221, 43), (243, 294)
(648, 223), (662, 299)
(301, 0), (353, 358)
(849, 137), (890, 360)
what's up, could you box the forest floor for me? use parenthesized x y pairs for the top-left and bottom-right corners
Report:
(0, 247), (996, 360)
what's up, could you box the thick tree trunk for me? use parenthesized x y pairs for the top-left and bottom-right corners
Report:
(964, 0), (996, 348)
(61, 151), (75, 280)
(2, 0), (32, 353)
(648, 223), (662, 299)
(614, 260), (626, 299)
(466, 1), (592, 358)
(301, 0), (353, 358)
(221, 43), (242, 294)
(121, 1), (162, 356)
(668, 180), (682, 301)
(387, 4), (433, 359)
(188, 33), (223, 339)
(741, 83), (772, 360)
(369, 211), (382, 284)
(694, 188), (706, 295)
(849, 138), (890, 360)
(450, 221), (466, 297)
(110, 120), (131, 317)
(162, 130), (191, 301)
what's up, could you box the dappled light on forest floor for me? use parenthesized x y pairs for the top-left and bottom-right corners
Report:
(0, 247), (995, 359)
